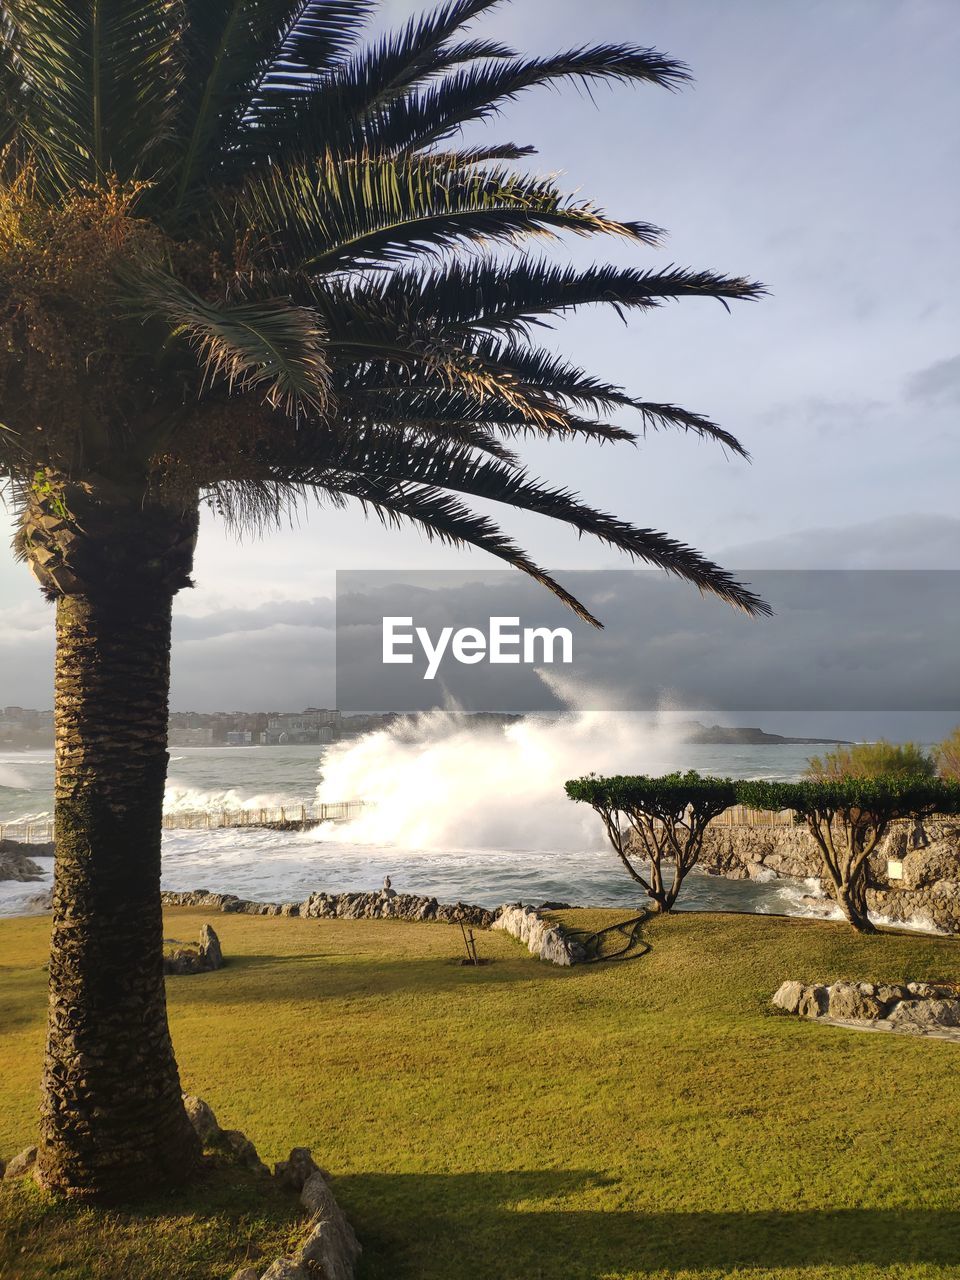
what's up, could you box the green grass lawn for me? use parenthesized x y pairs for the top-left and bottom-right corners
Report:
(2, 907), (960, 1280)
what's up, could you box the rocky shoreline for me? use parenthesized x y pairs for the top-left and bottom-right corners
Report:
(158, 888), (586, 964)
(692, 816), (960, 934)
(0, 838), (53, 884)
(159, 886), (500, 930)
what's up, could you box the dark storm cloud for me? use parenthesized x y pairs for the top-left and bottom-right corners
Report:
(335, 569), (960, 715)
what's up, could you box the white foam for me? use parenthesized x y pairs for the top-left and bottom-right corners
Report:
(313, 701), (688, 852)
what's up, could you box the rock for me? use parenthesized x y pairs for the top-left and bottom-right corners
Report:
(299, 1172), (362, 1280)
(218, 1129), (271, 1176)
(827, 982), (886, 1022)
(259, 1261), (309, 1280)
(274, 1147), (320, 1191)
(0, 849), (44, 883)
(875, 984), (910, 1007)
(906, 982), (951, 998)
(164, 924), (225, 975)
(229, 1269), (260, 1280)
(182, 1094), (221, 1145)
(492, 904), (585, 966)
(23, 889), (53, 913)
(199, 923), (223, 970)
(772, 981), (805, 1014)
(3, 1146), (37, 1180)
(797, 985), (829, 1018)
(888, 998), (960, 1033)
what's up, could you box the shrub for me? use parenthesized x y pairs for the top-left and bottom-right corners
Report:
(737, 777), (960, 932)
(565, 772), (737, 912)
(806, 740), (936, 780)
(935, 728), (960, 782)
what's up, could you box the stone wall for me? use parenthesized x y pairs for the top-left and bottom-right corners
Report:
(690, 816), (960, 933)
(160, 887), (499, 930)
(160, 889), (587, 964)
(492, 904), (586, 965)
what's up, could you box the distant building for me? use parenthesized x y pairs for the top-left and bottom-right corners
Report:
(264, 709), (342, 745)
(169, 726), (215, 747)
(225, 730), (254, 746)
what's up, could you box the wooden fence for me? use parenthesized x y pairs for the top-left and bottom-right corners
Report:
(713, 805), (794, 827)
(0, 820), (55, 844)
(1, 800), (365, 844)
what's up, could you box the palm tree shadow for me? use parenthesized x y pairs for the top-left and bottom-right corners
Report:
(334, 1170), (960, 1279)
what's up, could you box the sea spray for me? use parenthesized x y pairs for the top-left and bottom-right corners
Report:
(312, 702), (689, 851)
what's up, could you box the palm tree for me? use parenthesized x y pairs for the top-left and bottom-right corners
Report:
(0, 0), (766, 1200)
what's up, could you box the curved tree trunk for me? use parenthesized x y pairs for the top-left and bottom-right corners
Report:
(20, 476), (202, 1199)
(835, 875), (876, 934)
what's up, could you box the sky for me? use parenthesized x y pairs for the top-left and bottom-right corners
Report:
(1, 0), (959, 727)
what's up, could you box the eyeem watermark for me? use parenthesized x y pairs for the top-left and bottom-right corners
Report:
(383, 616), (573, 680)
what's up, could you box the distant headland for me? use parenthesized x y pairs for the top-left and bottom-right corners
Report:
(675, 721), (850, 746)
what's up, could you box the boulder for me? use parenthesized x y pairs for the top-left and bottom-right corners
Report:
(797, 985), (829, 1018)
(906, 982), (952, 998)
(219, 1129), (271, 1177)
(299, 1172), (362, 1280)
(182, 1094), (221, 1145)
(274, 1147), (321, 1192)
(827, 983), (886, 1022)
(229, 1269), (260, 1280)
(259, 1261), (309, 1280)
(164, 924), (225, 975)
(492, 904), (584, 966)
(772, 981), (805, 1014)
(3, 1146), (37, 1180)
(0, 849), (44, 883)
(875, 984), (910, 1008)
(888, 998), (960, 1033)
(199, 923), (223, 970)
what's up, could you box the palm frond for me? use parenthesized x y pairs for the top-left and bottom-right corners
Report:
(369, 260), (766, 336)
(245, 34), (687, 161)
(224, 155), (660, 275)
(334, 383), (635, 446)
(127, 269), (331, 414)
(2, 0), (181, 189)
(240, 0), (507, 158)
(256, 427), (770, 616)
(426, 142), (536, 165)
(306, 0), (505, 110)
(256, 1), (377, 95)
(174, 0), (368, 214)
(334, 44), (691, 155)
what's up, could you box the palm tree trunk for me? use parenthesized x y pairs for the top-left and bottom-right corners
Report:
(20, 477), (201, 1199)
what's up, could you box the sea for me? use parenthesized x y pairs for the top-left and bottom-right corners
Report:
(0, 712), (844, 920)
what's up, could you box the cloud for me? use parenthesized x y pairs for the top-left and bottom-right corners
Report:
(333, 568), (960, 717)
(905, 354), (960, 405)
(173, 597), (335, 643)
(719, 514), (960, 569)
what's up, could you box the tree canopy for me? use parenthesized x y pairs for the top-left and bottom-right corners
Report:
(0, 0), (770, 624)
(566, 771), (737, 911)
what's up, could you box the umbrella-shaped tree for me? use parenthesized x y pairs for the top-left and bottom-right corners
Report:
(0, 0), (767, 1198)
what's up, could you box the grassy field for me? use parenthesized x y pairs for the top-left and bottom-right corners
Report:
(2, 907), (960, 1280)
